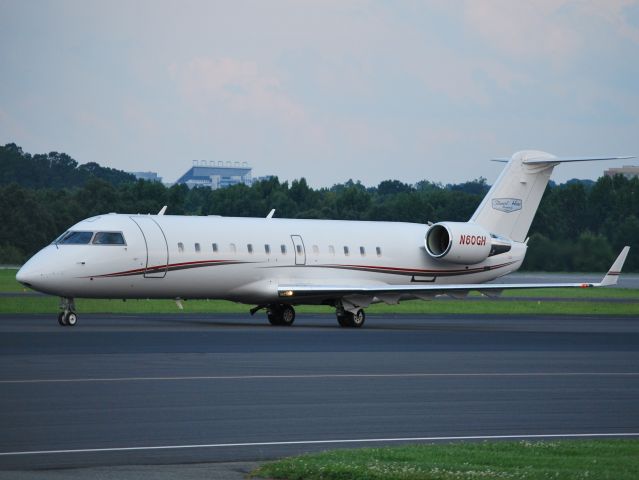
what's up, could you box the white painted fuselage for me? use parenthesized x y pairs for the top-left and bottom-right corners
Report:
(17, 214), (526, 304)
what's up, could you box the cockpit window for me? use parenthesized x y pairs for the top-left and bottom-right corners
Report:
(58, 231), (94, 245)
(93, 231), (126, 245)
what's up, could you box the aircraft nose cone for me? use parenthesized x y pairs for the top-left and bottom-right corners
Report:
(15, 245), (69, 296)
(16, 266), (36, 288)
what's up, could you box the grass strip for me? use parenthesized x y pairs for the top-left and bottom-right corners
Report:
(0, 296), (637, 315)
(2, 268), (637, 315)
(0, 269), (24, 292)
(251, 439), (639, 480)
(3, 269), (638, 299)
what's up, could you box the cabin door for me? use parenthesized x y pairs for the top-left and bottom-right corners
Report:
(290, 235), (306, 265)
(130, 217), (169, 278)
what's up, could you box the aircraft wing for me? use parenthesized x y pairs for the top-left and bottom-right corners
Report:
(278, 246), (630, 301)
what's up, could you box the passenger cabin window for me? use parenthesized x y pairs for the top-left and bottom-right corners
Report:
(229, 243), (237, 253)
(178, 242), (184, 252)
(359, 246), (366, 256)
(212, 243), (218, 252)
(93, 231), (126, 245)
(296, 245), (303, 255)
(265, 244), (271, 255)
(376, 246), (382, 257)
(329, 245), (335, 255)
(343, 246), (350, 256)
(247, 244), (254, 254)
(281, 244), (287, 254)
(195, 243), (201, 252)
(58, 231), (94, 245)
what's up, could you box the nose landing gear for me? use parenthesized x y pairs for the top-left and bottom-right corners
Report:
(58, 297), (77, 327)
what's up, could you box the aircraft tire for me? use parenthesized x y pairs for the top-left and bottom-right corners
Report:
(352, 309), (366, 328)
(65, 312), (78, 327)
(58, 312), (67, 326)
(280, 305), (295, 326)
(337, 309), (366, 328)
(267, 304), (295, 326)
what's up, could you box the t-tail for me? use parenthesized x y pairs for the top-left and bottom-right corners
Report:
(470, 150), (634, 242)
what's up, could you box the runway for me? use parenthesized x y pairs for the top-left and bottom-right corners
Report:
(0, 313), (638, 473)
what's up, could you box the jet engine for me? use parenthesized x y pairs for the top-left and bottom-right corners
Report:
(425, 222), (511, 264)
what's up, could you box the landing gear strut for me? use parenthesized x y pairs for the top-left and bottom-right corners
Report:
(267, 304), (295, 326)
(58, 297), (77, 327)
(336, 304), (366, 328)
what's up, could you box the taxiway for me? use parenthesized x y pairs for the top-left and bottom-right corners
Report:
(0, 313), (637, 474)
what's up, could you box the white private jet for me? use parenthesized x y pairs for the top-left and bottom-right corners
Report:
(16, 150), (632, 328)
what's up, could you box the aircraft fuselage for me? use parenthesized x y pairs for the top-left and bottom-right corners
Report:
(17, 213), (526, 304)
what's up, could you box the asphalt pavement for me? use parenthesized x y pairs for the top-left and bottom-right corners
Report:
(0, 312), (638, 478)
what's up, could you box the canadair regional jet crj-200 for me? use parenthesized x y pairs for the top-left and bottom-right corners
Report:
(16, 150), (632, 328)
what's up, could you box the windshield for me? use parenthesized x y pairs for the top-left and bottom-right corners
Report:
(92, 232), (126, 245)
(56, 231), (94, 245)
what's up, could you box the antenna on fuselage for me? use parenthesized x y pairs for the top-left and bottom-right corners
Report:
(266, 209), (275, 219)
(158, 205), (167, 216)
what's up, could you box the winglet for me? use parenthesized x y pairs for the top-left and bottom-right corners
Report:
(599, 246), (630, 287)
(158, 205), (167, 216)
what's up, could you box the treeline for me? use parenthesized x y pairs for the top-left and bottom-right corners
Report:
(1, 143), (135, 188)
(1, 144), (637, 271)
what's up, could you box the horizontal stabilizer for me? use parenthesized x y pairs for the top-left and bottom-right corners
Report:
(490, 155), (634, 164)
(523, 155), (635, 165)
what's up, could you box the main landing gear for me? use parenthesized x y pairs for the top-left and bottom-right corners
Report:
(336, 306), (366, 328)
(57, 297), (78, 327)
(267, 304), (296, 326)
(254, 302), (366, 328)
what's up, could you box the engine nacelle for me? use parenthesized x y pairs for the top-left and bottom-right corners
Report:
(425, 222), (498, 264)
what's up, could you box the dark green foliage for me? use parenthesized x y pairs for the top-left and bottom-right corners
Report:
(0, 143), (135, 188)
(1, 144), (637, 271)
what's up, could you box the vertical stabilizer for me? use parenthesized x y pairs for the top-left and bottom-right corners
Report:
(470, 151), (556, 242)
(470, 151), (631, 242)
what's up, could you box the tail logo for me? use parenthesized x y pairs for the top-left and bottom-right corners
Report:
(492, 198), (522, 213)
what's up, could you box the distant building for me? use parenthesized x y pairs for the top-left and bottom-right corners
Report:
(604, 165), (639, 179)
(130, 171), (163, 183)
(175, 161), (252, 189)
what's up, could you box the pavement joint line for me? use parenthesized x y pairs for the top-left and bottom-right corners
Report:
(1, 433), (638, 456)
(1, 372), (638, 384)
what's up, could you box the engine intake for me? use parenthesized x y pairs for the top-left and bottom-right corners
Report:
(425, 222), (511, 264)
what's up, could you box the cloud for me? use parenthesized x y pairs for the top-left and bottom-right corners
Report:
(583, 0), (639, 43)
(462, 0), (581, 59)
(170, 57), (306, 124)
(462, 0), (639, 61)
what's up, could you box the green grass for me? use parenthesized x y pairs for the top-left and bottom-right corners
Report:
(4, 269), (638, 300)
(480, 287), (639, 299)
(2, 268), (637, 315)
(252, 440), (639, 480)
(0, 296), (637, 315)
(0, 269), (24, 292)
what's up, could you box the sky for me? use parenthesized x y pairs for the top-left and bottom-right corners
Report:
(1, 0), (638, 187)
